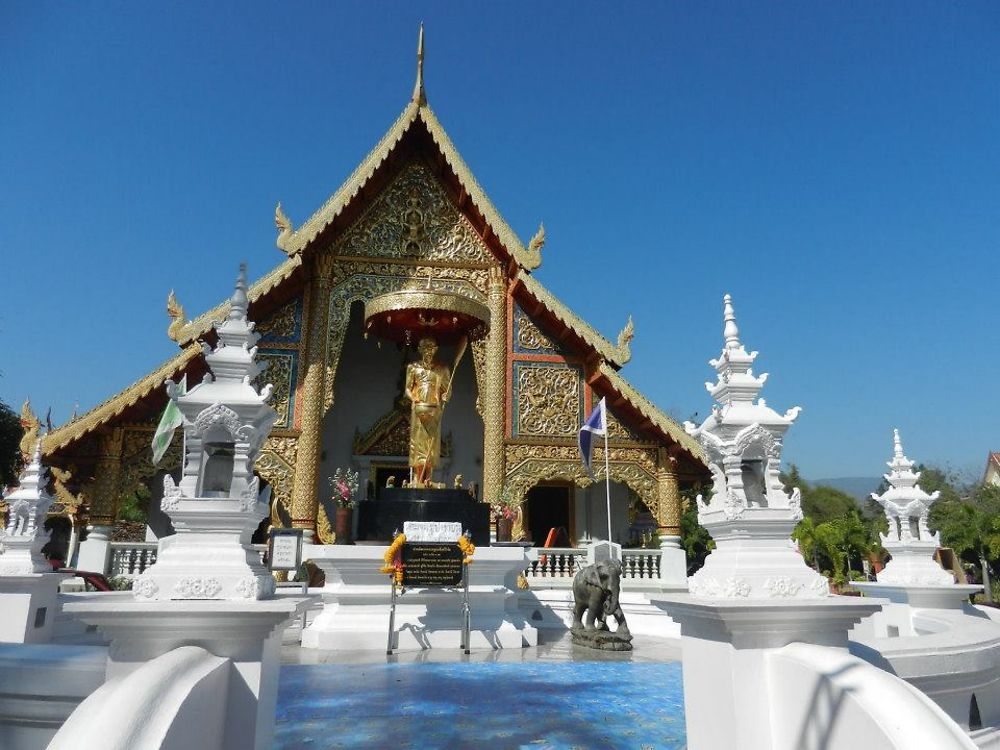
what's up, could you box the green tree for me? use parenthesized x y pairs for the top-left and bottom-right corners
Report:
(931, 487), (1000, 603)
(0, 399), (24, 487)
(832, 511), (874, 577)
(802, 486), (860, 525)
(679, 487), (714, 574)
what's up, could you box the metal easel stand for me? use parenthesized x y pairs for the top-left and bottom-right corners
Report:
(461, 562), (471, 655)
(386, 577), (397, 655)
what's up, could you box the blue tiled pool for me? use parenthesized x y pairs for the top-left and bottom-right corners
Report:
(274, 661), (686, 749)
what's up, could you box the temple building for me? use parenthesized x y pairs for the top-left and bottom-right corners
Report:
(36, 32), (706, 553)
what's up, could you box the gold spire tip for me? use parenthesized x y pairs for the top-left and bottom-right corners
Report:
(412, 23), (426, 105)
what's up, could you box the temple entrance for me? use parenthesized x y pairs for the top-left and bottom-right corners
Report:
(525, 483), (573, 548)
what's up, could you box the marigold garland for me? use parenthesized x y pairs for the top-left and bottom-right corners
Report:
(380, 533), (406, 585)
(457, 535), (475, 565)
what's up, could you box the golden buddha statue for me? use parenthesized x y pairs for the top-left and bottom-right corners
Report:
(404, 337), (455, 487)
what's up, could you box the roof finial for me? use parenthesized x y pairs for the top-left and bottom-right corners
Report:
(723, 293), (741, 350)
(893, 428), (904, 459)
(412, 23), (426, 105)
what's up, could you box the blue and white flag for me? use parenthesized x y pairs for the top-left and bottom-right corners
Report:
(578, 397), (607, 477)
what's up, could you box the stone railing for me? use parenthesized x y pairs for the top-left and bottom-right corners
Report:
(622, 548), (662, 580)
(525, 548), (587, 580)
(523, 546), (664, 583)
(108, 542), (158, 579)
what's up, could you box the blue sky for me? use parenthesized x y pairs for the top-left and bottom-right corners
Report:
(1, 3), (997, 479)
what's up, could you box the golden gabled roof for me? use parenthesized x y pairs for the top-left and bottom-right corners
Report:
(597, 362), (705, 462)
(175, 255), (302, 345)
(517, 272), (633, 367)
(274, 101), (542, 271)
(43, 345), (202, 454)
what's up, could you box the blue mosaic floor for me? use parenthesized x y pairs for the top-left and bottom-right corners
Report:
(274, 661), (686, 749)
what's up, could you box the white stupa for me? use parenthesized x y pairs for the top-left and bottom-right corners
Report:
(853, 430), (980, 609)
(683, 294), (827, 599)
(133, 263), (279, 601)
(0, 441), (55, 576)
(869, 430), (951, 586)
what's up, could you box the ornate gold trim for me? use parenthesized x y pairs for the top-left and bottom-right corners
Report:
(597, 363), (704, 462)
(365, 288), (489, 328)
(269, 98), (542, 270)
(516, 272), (631, 366)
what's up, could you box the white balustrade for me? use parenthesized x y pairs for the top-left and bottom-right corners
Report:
(107, 542), (158, 579)
(621, 548), (663, 580)
(522, 546), (664, 581)
(524, 547), (586, 579)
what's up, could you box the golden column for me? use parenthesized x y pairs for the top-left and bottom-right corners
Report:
(482, 266), (507, 503)
(656, 447), (682, 540)
(84, 426), (125, 528)
(289, 254), (335, 541)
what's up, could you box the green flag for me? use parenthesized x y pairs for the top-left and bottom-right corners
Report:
(152, 375), (186, 464)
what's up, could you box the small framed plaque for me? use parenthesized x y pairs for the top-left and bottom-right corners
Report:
(268, 528), (303, 572)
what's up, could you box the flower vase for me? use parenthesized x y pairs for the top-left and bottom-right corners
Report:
(335, 507), (353, 544)
(497, 516), (513, 542)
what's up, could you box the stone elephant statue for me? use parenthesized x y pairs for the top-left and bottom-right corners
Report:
(572, 559), (630, 637)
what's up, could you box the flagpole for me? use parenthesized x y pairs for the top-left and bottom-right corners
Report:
(603, 420), (612, 546)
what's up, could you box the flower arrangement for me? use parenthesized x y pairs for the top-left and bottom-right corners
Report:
(490, 484), (519, 521)
(329, 467), (360, 509)
(457, 533), (476, 565)
(381, 532), (406, 585)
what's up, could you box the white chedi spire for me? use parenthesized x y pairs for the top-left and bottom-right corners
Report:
(704, 293), (769, 407)
(868, 429), (953, 587)
(200, 263), (265, 385)
(683, 293), (824, 600)
(136, 262), (279, 602)
(0, 441), (55, 575)
(871, 429), (940, 545)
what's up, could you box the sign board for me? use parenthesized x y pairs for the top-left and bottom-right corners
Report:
(401, 542), (464, 587)
(268, 528), (303, 571)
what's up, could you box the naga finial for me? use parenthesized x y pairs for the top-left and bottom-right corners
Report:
(19, 399), (40, 457)
(166, 289), (187, 342)
(275, 201), (292, 234)
(617, 315), (635, 350)
(528, 222), (546, 255)
(412, 23), (426, 105)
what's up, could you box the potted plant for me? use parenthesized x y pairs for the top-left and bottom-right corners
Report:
(329, 468), (360, 545)
(491, 486), (519, 543)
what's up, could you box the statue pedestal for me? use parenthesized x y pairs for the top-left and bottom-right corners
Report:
(357, 488), (490, 546)
(651, 595), (883, 750)
(301, 544), (536, 651)
(63, 596), (306, 750)
(0, 573), (64, 643)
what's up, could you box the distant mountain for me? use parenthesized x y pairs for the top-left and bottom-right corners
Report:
(810, 477), (882, 502)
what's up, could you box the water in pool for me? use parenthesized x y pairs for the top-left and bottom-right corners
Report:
(274, 661), (686, 749)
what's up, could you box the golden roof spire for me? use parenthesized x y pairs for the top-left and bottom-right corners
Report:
(412, 23), (426, 105)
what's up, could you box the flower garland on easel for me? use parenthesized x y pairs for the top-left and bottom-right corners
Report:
(381, 533), (406, 585)
(379, 532), (476, 585)
(457, 534), (475, 565)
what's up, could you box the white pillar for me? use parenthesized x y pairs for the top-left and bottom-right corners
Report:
(76, 524), (113, 575)
(63, 599), (303, 750)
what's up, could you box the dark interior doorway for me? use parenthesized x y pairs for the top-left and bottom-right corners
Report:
(526, 484), (572, 548)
